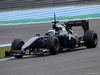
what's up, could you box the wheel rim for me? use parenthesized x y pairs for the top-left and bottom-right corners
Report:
(54, 39), (59, 50)
(93, 33), (98, 45)
(17, 42), (24, 50)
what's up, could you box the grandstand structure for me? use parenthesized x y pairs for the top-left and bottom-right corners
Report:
(0, 0), (100, 11)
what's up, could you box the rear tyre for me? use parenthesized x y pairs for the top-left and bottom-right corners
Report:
(46, 36), (60, 55)
(84, 30), (98, 48)
(11, 39), (25, 58)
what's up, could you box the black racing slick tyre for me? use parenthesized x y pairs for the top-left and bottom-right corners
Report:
(84, 30), (98, 48)
(11, 39), (24, 50)
(46, 36), (60, 55)
(11, 39), (25, 58)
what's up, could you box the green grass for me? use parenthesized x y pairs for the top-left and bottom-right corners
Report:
(0, 46), (11, 59)
(0, 46), (30, 59)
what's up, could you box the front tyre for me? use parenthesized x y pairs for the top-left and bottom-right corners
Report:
(84, 30), (98, 48)
(11, 39), (25, 58)
(46, 36), (60, 55)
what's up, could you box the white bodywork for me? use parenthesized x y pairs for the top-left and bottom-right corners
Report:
(21, 37), (39, 51)
(21, 24), (74, 52)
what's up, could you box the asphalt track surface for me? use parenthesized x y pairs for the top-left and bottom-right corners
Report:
(0, 19), (100, 75)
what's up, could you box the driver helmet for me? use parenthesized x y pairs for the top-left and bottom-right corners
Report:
(47, 30), (55, 36)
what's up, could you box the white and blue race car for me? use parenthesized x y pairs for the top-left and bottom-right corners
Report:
(5, 20), (98, 58)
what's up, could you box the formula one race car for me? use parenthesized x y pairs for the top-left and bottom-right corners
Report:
(5, 19), (98, 58)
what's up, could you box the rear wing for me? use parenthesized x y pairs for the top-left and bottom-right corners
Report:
(64, 20), (89, 34)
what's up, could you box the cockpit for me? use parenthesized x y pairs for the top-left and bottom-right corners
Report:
(47, 30), (55, 36)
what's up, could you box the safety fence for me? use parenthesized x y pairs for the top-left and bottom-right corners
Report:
(0, 5), (100, 25)
(0, 0), (100, 11)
